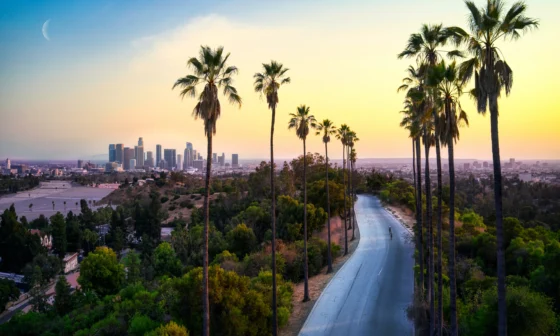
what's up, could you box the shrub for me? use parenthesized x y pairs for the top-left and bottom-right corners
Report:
(227, 224), (257, 259)
(169, 205), (176, 211)
(160, 197), (169, 204)
(173, 194), (180, 201)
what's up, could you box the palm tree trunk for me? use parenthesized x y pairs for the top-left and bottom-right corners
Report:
(424, 127), (434, 335)
(303, 139), (310, 302)
(342, 145), (348, 256)
(435, 133), (443, 336)
(415, 137), (424, 293)
(412, 139), (416, 206)
(202, 133), (212, 336)
(347, 146), (353, 234)
(447, 103), (458, 336)
(490, 94), (507, 336)
(351, 157), (356, 241)
(270, 105), (278, 336)
(325, 141), (333, 274)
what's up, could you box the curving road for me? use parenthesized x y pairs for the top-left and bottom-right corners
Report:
(300, 194), (414, 336)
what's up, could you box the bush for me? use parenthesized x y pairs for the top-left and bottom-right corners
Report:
(190, 194), (197, 199)
(173, 194), (180, 201)
(169, 205), (176, 211)
(227, 224), (257, 259)
(128, 314), (158, 336)
(243, 251), (286, 278)
(180, 200), (194, 209)
(160, 197), (169, 204)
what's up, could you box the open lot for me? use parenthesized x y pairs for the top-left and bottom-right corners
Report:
(0, 185), (115, 220)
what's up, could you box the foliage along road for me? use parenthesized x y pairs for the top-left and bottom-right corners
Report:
(300, 194), (414, 335)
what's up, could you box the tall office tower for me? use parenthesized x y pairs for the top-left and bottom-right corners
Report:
(193, 150), (197, 161)
(146, 151), (154, 168)
(136, 146), (144, 167)
(193, 160), (204, 170)
(77, 160), (83, 168)
(138, 137), (144, 147)
(219, 153), (225, 166)
(5, 158), (11, 169)
(199, 153), (203, 160)
(129, 159), (137, 170)
(177, 154), (183, 171)
(232, 154), (239, 168)
(116, 144), (124, 164)
(109, 144), (116, 162)
(159, 160), (166, 169)
(164, 149), (177, 170)
(213, 153), (217, 163)
(124, 147), (134, 170)
(156, 145), (162, 167)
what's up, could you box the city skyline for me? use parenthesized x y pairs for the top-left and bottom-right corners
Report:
(1, 1), (559, 161)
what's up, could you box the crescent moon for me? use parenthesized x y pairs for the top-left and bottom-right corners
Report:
(42, 19), (50, 41)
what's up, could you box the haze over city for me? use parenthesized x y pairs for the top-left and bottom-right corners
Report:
(1, 0), (559, 161)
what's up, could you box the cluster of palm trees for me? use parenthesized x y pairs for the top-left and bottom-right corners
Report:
(397, 1), (538, 335)
(173, 48), (359, 336)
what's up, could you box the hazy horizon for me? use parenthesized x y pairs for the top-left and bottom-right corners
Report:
(1, 0), (559, 161)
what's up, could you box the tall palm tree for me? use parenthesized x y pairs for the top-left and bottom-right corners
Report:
(254, 61), (290, 335)
(336, 124), (350, 255)
(398, 24), (464, 334)
(349, 146), (358, 241)
(347, 131), (359, 241)
(427, 60), (469, 336)
(315, 119), (337, 273)
(458, 2), (538, 334)
(288, 105), (317, 302)
(173, 45), (242, 336)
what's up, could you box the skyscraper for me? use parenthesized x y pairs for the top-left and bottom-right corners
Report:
(219, 153), (225, 166)
(129, 159), (137, 170)
(232, 154), (239, 168)
(193, 150), (197, 162)
(146, 151), (154, 168)
(116, 144), (124, 164)
(213, 153), (217, 163)
(156, 145), (162, 167)
(177, 154), (183, 171)
(136, 146), (144, 167)
(109, 144), (116, 162)
(5, 158), (10, 169)
(164, 149), (177, 170)
(77, 160), (83, 168)
(138, 137), (144, 147)
(124, 147), (134, 170)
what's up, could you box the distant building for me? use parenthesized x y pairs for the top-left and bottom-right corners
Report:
(156, 145), (162, 167)
(105, 162), (118, 172)
(146, 151), (154, 168)
(213, 153), (217, 163)
(77, 160), (83, 168)
(219, 153), (225, 166)
(5, 158), (10, 170)
(63, 253), (79, 274)
(138, 137), (144, 147)
(193, 160), (204, 170)
(129, 159), (137, 170)
(519, 173), (532, 183)
(30, 230), (52, 250)
(177, 154), (183, 171)
(109, 144), (116, 162)
(135, 146), (144, 167)
(116, 144), (124, 164)
(159, 160), (166, 169)
(464, 163), (470, 170)
(510, 158), (515, 165)
(185, 142), (194, 169)
(232, 154), (239, 168)
(164, 149), (176, 170)
(483, 161), (489, 168)
(124, 147), (135, 170)
(12, 164), (29, 175)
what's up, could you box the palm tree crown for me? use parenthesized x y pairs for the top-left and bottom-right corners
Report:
(315, 119), (337, 144)
(288, 105), (317, 141)
(253, 61), (291, 111)
(172, 46), (242, 136)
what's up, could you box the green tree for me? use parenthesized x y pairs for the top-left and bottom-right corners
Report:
(154, 242), (182, 278)
(0, 278), (19, 314)
(315, 119), (338, 273)
(147, 321), (189, 336)
(226, 223), (257, 259)
(78, 246), (125, 296)
(50, 212), (67, 258)
(253, 60), (290, 336)
(122, 250), (142, 283)
(0, 209), (43, 273)
(173, 45), (242, 336)
(54, 275), (73, 315)
(336, 124), (350, 256)
(288, 104), (317, 302)
(458, 2), (539, 333)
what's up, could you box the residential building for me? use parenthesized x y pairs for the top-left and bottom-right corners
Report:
(156, 145), (162, 167)
(124, 147), (134, 170)
(232, 154), (239, 168)
(116, 144), (124, 164)
(164, 149), (176, 170)
(63, 253), (79, 274)
(30, 230), (52, 250)
(77, 160), (83, 168)
(109, 144), (116, 162)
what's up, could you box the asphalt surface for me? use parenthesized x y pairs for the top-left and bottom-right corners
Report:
(300, 194), (414, 336)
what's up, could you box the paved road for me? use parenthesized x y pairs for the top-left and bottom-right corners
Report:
(300, 194), (414, 336)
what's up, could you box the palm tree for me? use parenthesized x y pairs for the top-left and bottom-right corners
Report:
(427, 60), (469, 336)
(336, 124), (350, 255)
(52, 201), (55, 211)
(347, 131), (359, 241)
(29, 203), (33, 212)
(63, 201), (67, 212)
(173, 45), (242, 336)
(398, 24), (464, 334)
(254, 60), (290, 336)
(288, 105), (317, 302)
(458, 2), (538, 333)
(315, 119), (337, 273)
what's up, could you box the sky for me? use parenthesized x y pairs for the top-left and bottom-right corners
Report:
(1, 0), (559, 161)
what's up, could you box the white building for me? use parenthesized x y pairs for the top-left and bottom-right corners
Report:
(30, 230), (52, 250)
(63, 253), (79, 274)
(5, 158), (10, 169)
